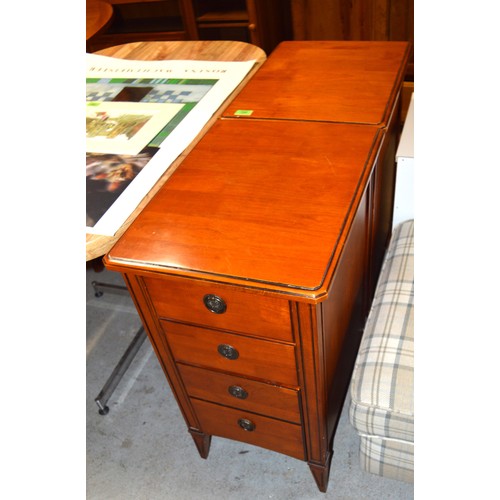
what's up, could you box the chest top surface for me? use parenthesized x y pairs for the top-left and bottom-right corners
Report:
(106, 119), (382, 299)
(222, 41), (410, 125)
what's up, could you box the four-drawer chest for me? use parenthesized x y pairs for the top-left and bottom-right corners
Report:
(104, 41), (411, 492)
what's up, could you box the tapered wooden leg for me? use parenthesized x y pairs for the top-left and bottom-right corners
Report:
(308, 452), (332, 493)
(189, 429), (212, 459)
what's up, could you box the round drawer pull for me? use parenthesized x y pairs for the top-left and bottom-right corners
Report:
(217, 344), (239, 360)
(228, 385), (248, 399)
(203, 294), (227, 314)
(238, 418), (255, 432)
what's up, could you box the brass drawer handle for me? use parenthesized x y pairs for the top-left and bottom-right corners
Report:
(203, 294), (227, 314)
(217, 344), (239, 360)
(228, 385), (248, 399)
(238, 418), (255, 432)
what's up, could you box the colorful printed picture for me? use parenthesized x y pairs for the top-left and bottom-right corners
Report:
(86, 148), (158, 227)
(86, 79), (217, 148)
(86, 101), (184, 155)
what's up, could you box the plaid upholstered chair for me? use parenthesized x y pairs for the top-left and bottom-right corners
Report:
(349, 219), (414, 483)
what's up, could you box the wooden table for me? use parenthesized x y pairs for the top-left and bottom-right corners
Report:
(104, 41), (410, 492)
(86, 0), (114, 41)
(86, 41), (266, 261)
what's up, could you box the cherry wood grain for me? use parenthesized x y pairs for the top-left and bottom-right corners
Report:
(86, 41), (266, 261)
(178, 364), (301, 423)
(106, 119), (383, 299)
(191, 398), (305, 460)
(143, 274), (293, 341)
(86, 0), (114, 40)
(290, 0), (413, 44)
(161, 321), (298, 386)
(223, 41), (410, 125)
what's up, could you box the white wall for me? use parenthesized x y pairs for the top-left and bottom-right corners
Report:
(393, 93), (414, 229)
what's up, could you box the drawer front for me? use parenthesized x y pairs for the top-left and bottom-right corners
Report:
(161, 321), (298, 386)
(144, 276), (293, 342)
(178, 364), (301, 424)
(191, 399), (305, 460)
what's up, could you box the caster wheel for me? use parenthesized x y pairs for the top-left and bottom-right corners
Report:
(91, 281), (103, 297)
(98, 406), (110, 416)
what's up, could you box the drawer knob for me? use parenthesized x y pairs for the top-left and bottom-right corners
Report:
(203, 294), (227, 314)
(228, 385), (248, 399)
(217, 344), (239, 360)
(238, 418), (256, 432)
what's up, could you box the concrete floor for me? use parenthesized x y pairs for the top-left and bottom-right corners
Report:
(86, 265), (414, 499)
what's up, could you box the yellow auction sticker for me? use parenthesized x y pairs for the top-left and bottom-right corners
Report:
(234, 109), (254, 116)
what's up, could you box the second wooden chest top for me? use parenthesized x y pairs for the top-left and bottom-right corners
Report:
(222, 41), (410, 125)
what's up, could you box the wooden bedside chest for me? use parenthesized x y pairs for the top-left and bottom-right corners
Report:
(104, 41), (410, 493)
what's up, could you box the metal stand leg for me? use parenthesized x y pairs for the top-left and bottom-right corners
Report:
(94, 326), (147, 415)
(92, 280), (130, 298)
(91, 280), (147, 415)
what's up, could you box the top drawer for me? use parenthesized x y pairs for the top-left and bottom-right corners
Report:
(143, 276), (293, 342)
